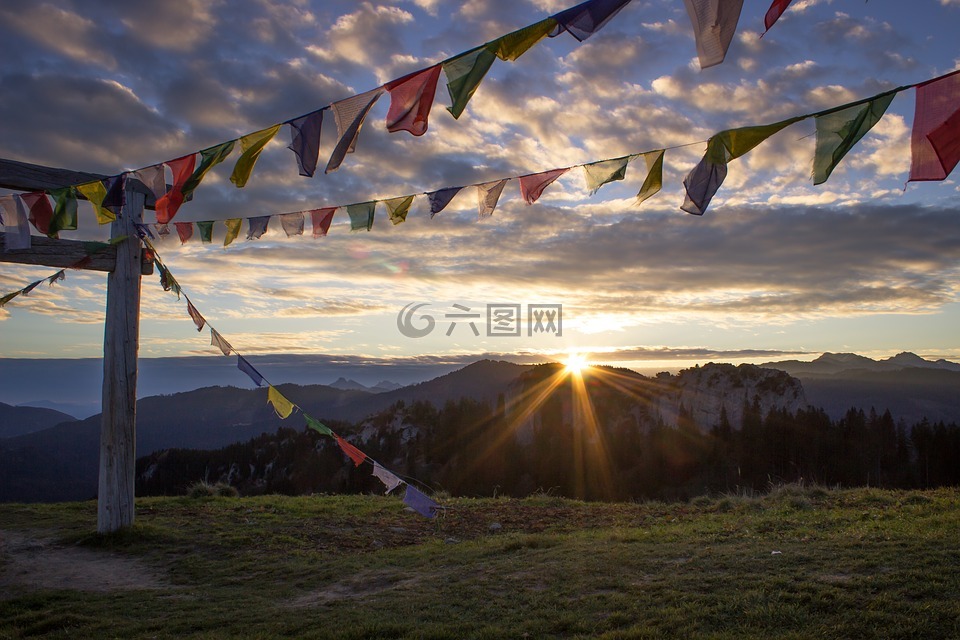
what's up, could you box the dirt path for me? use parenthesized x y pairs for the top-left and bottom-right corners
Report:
(0, 529), (170, 599)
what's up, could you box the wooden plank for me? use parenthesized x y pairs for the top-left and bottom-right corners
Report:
(0, 232), (153, 275)
(97, 185), (145, 534)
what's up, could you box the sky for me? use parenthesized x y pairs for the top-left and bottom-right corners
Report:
(2, 0), (960, 377)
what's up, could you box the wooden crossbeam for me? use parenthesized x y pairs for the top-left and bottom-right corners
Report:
(0, 232), (154, 275)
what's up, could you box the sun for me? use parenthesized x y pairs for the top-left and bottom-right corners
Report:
(563, 353), (589, 376)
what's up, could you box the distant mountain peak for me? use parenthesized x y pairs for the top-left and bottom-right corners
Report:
(328, 377), (371, 392)
(886, 352), (925, 364)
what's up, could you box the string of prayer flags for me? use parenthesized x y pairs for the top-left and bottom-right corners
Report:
(75, 180), (116, 225)
(175, 222), (194, 244)
(813, 92), (896, 185)
(493, 17), (558, 61)
(428, 187), (463, 217)
(443, 45), (498, 120)
(583, 155), (634, 195)
(385, 65), (443, 136)
(305, 415), (334, 437)
(762, 0), (793, 35)
(237, 355), (264, 387)
(279, 212), (305, 237)
(224, 218), (243, 246)
(549, 0), (632, 42)
(246, 216), (271, 240)
(636, 150), (665, 205)
(477, 179), (508, 217)
(519, 168), (568, 204)
(288, 110), (325, 177)
(384, 195), (415, 225)
(156, 154), (196, 224)
(211, 327), (232, 356)
(909, 71), (960, 182)
(0, 268), (65, 308)
(310, 207), (337, 237)
(22, 192), (54, 237)
(0, 195), (31, 250)
(231, 125), (281, 188)
(683, 0), (744, 69)
(403, 484), (439, 518)
(347, 202), (376, 232)
(325, 88), (384, 174)
(267, 385), (295, 419)
(186, 299), (205, 332)
(185, 141), (236, 197)
(373, 463), (403, 494)
(197, 221), (214, 244)
(334, 434), (367, 467)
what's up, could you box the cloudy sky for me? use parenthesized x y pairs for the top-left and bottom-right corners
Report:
(2, 0), (960, 374)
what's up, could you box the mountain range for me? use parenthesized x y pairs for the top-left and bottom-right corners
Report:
(761, 351), (960, 376)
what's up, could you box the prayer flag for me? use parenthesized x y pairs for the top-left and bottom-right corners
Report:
(237, 355), (264, 387)
(403, 485), (439, 518)
(133, 164), (166, 200)
(197, 221), (214, 243)
(427, 187), (462, 218)
(347, 201), (376, 231)
(477, 179), (508, 217)
(175, 222), (194, 244)
(156, 154), (196, 223)
(909, 72), (960, 182)
(334, 434), (367, 467)
(325, 89), (384, 174)
(385, 65), (443, 136)
(288, 110), (324, 177)
(49, 187), (78, 237)
(813, 93), (895, 185)
(155, 223), (171, 237)
(21, 279), (42, 296)
(549, 0), (631, 42)
(373, 463), (403, 494)
(493, 18), (557, 61)
(231, 126), (281, 188)
(310, 207), (337, 237)
(305, 415), (334, 437)
(76, 180), (116, 224)
(21, 192), (54, 237)
(583, 155), (633, 195)
(47, 271), (65, 286)
(246, 215), (271, 240)
(636, 150), (664, 205)
(0, 291), (21, 307)
(224, 218), (243, 246)
(186, 299), (205, 332)
(683, 0), (744, 69)
(279, 212), (305, 237)
(102, 174), (126, 216)
(0, 195), (31, 250)
(443, 46), (497, 119)
(383, 195), (415, 225)
(519, 168), (568, 204)
(184, 141), (235, 197)
(211, 328), (232, 356)
(763, 0), (793, 34)
(267, 385), (294, 419)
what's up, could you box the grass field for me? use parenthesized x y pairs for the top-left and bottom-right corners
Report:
(1, 485), (959, 639)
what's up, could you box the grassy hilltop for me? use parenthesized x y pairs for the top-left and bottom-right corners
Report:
(1, 486), (959, 639)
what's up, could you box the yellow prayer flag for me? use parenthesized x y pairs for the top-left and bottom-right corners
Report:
(230, 125), (282, 188)
(223, 218), (242, 247)
(267, 385), (294, 419)
(76, 181), (116, 224)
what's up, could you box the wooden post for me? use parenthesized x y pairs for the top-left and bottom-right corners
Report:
(97, 184), (145, 533)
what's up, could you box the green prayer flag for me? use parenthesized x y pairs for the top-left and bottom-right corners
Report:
(493, 17), (557, 61)
(443, 45), (498, 119)
(347, 201), (376, 231)
(305, 415), (334, 437)
(636, 150), (665, 205)
(224, 218), (242, 246)
(383, 195), (415, 225)
(230, 125), (282, 188)
(49, 187), (78, 237)
(197, 221), (214, 243)
(583, 155), (634, 195)
(76, 180), (115, 224)
(713, 117), (803, 162)
(813, 94), (895, 185)
(0, 291), (20, 307)
(184, 140), (235, 197)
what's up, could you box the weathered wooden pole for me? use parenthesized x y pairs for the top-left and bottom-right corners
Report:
(97, 183), (145, 533)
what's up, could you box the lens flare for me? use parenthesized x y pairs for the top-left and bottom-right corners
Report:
(563, 353), (588, 375)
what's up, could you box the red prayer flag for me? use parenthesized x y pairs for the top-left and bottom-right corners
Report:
(21, 192), (54, 236)
(910, 71), (960, 182)
(174, 221), (194, 244)
(156, 154), (196, 223)
(309, 207), (337, 238)
(519, 168), (568, 205)
(186, 299), (205, 332)
(334, 434), (367, 467)
(763, 0), (793, 34)
(384, 65), (443, 137)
